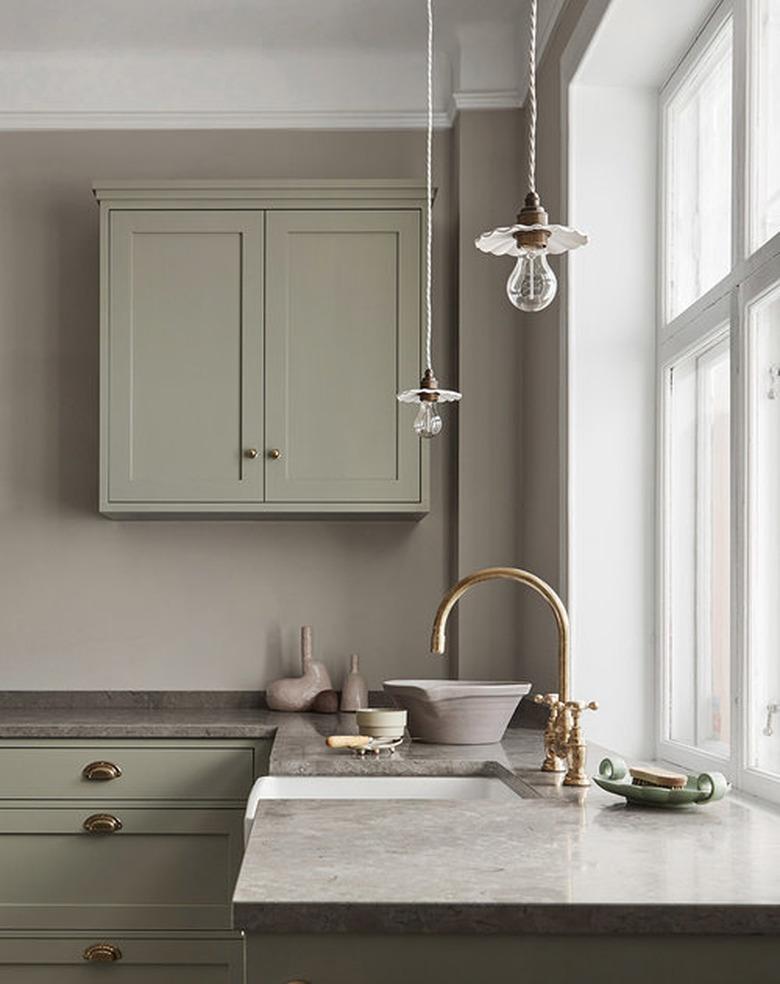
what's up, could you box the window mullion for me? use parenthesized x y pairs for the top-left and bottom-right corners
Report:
(730, 283), (747, 782)
(732, 0), (748, 264)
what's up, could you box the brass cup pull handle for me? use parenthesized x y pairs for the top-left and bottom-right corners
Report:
(83, 943), (122, 962)
(244, 448), (259, 459)
(82, 760), (122, 781)
(83, 813), (123, 834)
(268, 448), (282, 460)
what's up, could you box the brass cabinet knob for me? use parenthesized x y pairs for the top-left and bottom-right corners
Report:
(83, 943), (122, 962)
(83, 813), (123, 834)
(268, 448), (282, 460)
(244, 448), (259, 459)
(82, 760), (122, 781)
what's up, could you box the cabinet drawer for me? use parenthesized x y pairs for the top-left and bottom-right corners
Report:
(0, 745), (255, 801)
(0, 935), (244, 983)
(0, 808), (243, 930)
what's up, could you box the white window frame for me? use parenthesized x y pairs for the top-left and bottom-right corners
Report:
(657, 0), (780, 799)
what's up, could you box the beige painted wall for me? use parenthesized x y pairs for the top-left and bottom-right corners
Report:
(0, 129), (459, 690)
(0, 124), (526, 691)
(454, 110), (525, 681)
(519, 0), (588, 695)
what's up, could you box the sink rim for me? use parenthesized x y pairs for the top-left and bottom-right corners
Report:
(383, 679), (532, 701)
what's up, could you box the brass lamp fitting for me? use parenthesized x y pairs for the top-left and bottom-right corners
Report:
(419, 368), (440, 403)
(515, 191), (551, 251)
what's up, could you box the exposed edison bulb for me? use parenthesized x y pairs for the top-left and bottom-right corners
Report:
(414, 401), (442, 439)
(506, 249), (557, 312)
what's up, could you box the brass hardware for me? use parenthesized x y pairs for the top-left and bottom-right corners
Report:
(515, 190), (552, 251)
(244, 448), (259, 459)
(268, 448), (282, 460)
(419, 367), (440, 403)
(83, 943), (122, 962)
(532, 694), (599, 785)
(83, 813), (123, 834)
(82, 760), (122, 782)
(430, 567), (599, 785)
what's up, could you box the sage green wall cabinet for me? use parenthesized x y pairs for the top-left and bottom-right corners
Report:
(0, 737), (271, 979)
(0, 934), (244, 983)
(95, 180), (428, 518)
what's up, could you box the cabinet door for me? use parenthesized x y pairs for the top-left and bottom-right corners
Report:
(0, 808), (243, 930)
(265, 210), (421, 503)
(0, 743), (258, 801)
(106, 210), (263, 504)
(0, 935), (244, 984)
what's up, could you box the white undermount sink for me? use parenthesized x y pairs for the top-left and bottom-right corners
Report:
(244, 775), (520, 841)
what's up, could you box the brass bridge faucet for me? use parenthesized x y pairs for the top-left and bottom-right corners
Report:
(430, 566), (598, 787)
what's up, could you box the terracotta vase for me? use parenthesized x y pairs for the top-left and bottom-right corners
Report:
(340, 653), (368, 712)
(266, 626), (332, 712)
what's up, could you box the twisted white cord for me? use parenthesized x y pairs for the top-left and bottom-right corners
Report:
(527, 0), (537, 194)
(425, 0), (433, 372)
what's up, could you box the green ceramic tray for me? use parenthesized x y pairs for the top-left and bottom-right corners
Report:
(594, 757), (730, 808)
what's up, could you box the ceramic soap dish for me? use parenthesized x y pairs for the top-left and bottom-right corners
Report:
(594, 757), (730, 809)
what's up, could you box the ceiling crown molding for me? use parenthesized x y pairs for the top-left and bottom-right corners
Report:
(0, 1), (565, 132)
(450, 89), (523, 117)
(0, 108), (453, 131)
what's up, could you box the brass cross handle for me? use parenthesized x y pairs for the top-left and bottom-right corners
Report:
(565, 700), (599, 716)
(533, 692), (561, 708)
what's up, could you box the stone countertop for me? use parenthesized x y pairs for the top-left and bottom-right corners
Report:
(1, 694), (779, 936)
(236, 713), (780, 936)
(0, 704), (280, 739)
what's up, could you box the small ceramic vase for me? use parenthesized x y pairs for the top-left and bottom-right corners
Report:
(266, 626), (333, 712)
(340, 653), (369, 712)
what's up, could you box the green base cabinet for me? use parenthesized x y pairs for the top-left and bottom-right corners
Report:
(246, 933), (780, 984)
(0, 807), (244, 930)
(0, 737), (270, 979)
(95, 180), (429, 519)
(0, 934), (244, 983)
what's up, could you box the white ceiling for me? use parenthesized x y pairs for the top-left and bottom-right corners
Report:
(0, 0), (553, 53)
(0, 0), (564, 129)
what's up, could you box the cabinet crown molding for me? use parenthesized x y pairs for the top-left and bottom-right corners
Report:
(93, 178), (430, 204)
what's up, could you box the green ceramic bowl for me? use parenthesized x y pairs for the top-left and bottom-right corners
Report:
(594, 757), (730, 808)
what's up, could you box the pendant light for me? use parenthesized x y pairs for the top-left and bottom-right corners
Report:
(397, 0), (461, 439)
(475, 0), (588, 312)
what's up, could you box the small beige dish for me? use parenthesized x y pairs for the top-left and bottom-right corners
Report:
(355, 708), (407, 739)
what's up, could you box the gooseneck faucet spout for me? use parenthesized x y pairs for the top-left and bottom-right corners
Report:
(430, 566), (570, 702)
(429, 566), (597, 787)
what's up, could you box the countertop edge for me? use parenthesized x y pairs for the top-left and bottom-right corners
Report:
(233, 901), (780, 936)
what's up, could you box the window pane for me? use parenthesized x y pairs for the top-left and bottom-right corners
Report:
(749, 281), (780, 776)
(666, 333), (730, 754)
(751, 0), (780, 250)
(666, 19), (732, 320)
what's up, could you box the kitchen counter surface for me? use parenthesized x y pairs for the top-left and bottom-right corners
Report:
(236, 714), (780, 936)
(2, 692), (779, 936)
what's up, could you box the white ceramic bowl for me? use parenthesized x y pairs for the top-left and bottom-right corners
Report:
(382, 680), (531, 744)
(355, 708), (407, 739)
